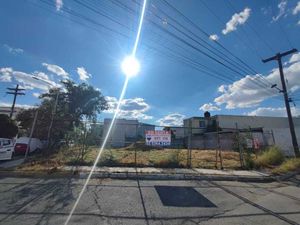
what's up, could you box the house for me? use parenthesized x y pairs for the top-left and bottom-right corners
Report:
(102, 119), (155, 147)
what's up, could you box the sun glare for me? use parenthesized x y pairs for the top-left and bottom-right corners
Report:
(121, 55), (140, 77)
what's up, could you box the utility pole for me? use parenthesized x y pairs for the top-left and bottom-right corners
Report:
(262, 48), (300, 157)
(6, 84), (25, 118)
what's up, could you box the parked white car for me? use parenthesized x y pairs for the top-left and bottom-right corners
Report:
(0, 138), (14, 160)
(14, 137), (43, 155)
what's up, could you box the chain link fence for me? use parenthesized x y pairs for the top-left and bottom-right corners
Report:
(61, 120), (276, 169)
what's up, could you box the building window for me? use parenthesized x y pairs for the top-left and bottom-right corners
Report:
(199, 121), (205, 128)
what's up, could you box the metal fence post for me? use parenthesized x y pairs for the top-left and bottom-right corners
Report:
(235, 123), (244, 168)
(187, 121), (192, 168)
(271, 129), (276, 145)
(217, 122), (224, 170)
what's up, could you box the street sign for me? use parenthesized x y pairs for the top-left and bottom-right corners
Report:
(145, 130), (171, 146)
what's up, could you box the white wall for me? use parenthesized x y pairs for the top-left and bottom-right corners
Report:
(264, 128), (300, 156)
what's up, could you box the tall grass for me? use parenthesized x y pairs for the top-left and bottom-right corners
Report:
(255, 146), (284, 168)
(272, 158), (300, 174)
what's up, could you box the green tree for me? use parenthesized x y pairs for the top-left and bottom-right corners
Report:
(0, 114), (18, 138)
(16, 80), (108, 146)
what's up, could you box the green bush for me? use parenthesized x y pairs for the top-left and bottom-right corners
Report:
(255, 146), (284, 168)
(272, 158), (300, 174)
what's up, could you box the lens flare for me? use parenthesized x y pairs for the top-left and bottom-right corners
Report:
(64, 0), (147, 224)
(121, 55), (140, 77)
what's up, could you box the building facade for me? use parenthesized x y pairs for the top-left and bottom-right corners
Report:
(184, 113), (300, 156)
(102, 119), (155, 147)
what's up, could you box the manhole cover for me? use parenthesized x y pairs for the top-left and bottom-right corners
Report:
(155, 186), (216, 207)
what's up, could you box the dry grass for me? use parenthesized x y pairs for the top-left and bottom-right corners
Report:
(255, 146), (285, 168)
(272, 158), (300, 174)
(17, 145), (243, 170)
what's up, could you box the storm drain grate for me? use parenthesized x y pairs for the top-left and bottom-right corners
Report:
(155, 186), (217, 207)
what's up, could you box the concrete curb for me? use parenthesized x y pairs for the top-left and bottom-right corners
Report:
(275, 169), (300, 181)
(77, 171), (275, 182)
(0, 168), (277, 182)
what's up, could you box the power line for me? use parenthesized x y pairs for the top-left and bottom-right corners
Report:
(262, 48), (300, 157)
(226, 0), (275, 54)
(161, 0), (259, 75)
(110, 0), (282, 100)
(132, 0), (279, 96)
(268, 0), (294, 49)
(197, 0), (279, 93)
(147, 0), (255, 77)
(199, 0), (263, 60)
(34, 0), (282, 102)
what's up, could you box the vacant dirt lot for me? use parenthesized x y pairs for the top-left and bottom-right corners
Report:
(18, 144), (243, 171)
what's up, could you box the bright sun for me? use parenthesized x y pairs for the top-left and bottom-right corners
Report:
(121, 55), (140, 77)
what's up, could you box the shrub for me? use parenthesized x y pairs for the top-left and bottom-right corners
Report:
(255, 146), (284, 168)
(244, 154), (255, 169)
(272, 158), (300, 174)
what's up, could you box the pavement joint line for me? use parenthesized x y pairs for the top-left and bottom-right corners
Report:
(136, 168), (149, 225)
(209, 180), (300, 225)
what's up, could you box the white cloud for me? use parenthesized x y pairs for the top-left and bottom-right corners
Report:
(218, 85), (227, 93)
(105, 97), (152, 120)
(247, 107), (300, 117)
(272, 0), (287, 21)
(32, 92), (41, 98)
(209, 34), (219, 41)
(77, 67), (91, 81)
(289, 52), (300, 63)
(292, 1), (300, 15)
(222, 7), (251, 35)
(0, 67), (60, 91)
(42, 63), (68, 78)
(199, 103), (221, 112)
(3, 44), (24, 54)
(157, 113), (185, 126)
(55, 0), (63, 11)
(214, 53), (300, 109)
(0, 67), (13, 82)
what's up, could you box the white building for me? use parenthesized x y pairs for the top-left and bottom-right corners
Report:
(184, 113), (300, 156)
(214, 115), (300, 156)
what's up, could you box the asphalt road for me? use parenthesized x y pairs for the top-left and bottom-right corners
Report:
(0, 175), (299, 225)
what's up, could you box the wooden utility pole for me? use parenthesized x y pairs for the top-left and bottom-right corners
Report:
(6, 84), (25, 118)
(262, 49), (300, 157)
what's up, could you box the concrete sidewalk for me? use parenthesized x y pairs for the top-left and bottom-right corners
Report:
(64, 166), (273, 182)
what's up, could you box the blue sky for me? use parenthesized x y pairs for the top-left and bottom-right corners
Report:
(1, 0), (300, 126)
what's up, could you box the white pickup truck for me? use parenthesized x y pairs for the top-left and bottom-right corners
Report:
(0, 138), (14, 160)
